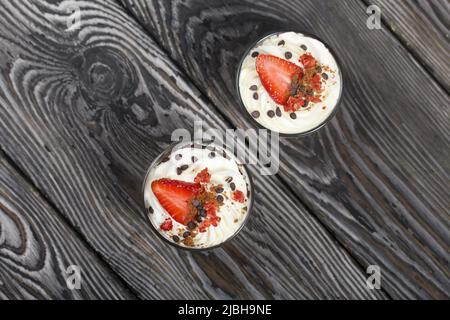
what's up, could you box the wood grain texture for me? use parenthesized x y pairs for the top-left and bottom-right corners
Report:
(0, 0), (384, 299)
(367, 0), (450, 92)
(0, 153), (134, 299)
(120, 0), (450, 299)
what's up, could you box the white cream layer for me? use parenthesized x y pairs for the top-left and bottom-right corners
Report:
(238, 32), (342, 134)
(144, 144), (250, 249)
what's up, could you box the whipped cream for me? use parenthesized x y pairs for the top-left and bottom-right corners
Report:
(143, 142), (251, 249)
(238, 32), (342, 134)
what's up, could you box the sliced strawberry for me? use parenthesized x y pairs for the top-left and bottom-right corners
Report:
(151, 178), (202, 225)
(300, 53), (317, 69)
(256, 54), (302, 105)
(194, 168), (211, 183)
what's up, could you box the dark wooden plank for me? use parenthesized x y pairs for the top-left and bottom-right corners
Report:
(367, 0), (450, 92)
(120, 0), (450, 299)
(0, 152), (134, 299)
(0, 0), (384, 299)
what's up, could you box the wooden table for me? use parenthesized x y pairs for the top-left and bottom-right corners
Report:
(0, 0), (448, 300)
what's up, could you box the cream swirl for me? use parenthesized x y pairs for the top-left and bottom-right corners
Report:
(143, 143), (251, 249)
(238, 32), (342, 134)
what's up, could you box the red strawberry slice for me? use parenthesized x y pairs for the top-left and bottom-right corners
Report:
(151, 178), (202, 225)
(256, 54), (302, 105)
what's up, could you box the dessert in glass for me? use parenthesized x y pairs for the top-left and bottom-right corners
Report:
(237, 31), (343, 136)
(143, 141), (253, 250)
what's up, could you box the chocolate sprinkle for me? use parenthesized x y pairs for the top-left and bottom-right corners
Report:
(278, 40), (285, 46)
(290, 113), (297, 119)
(172, 235), (180, 243)
(147, 206), (154, 214)
(230, 182), (236, 191)
(177, 165), (189, 175)
(209, 152), (216, 158)
(303, 100), (309, 108)
(216, 195), (224, 203)
(285, 51), (292, 59)
(267, 110), (275, 118)
(276, 107), (282, 117)
(322, 73), (329, 80)
(301, 44), (307, 51)
(226, 177), (233, 183)
(251, 51), (259, 58)
(250, 85), (258, 91)
(199, 209), (207, 218)
(187, 221), (197, 230)
(183, 231), (191, 238)
(191, 156), (198, 163)
(215, 187), (224, 193)
(253, 92), (259, 100)
(251, 111), (260, 119)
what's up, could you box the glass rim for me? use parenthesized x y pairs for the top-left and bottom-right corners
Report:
(141, 140), (255, 251)
(235, 30), (345, 138)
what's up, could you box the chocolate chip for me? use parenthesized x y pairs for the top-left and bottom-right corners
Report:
(225, 177), (233, 183)
(216, 195), (224, 203)
(316, 65), (322, 73)
(177, 165), (189, 175)
(209, 152), (216, 158)
(303, 100), (309, 108)
(251, 111), (260, 119)
(222, 151), (229, 159)
(290, 113), (297, 119)
(300, 44), (307, 51)
(276, 107), (282, 117)
(172, 235), (180, 243)
(187, 221), (197, 230)
(192, 199), (201, 207)
(250, 85), (258, 91)
(175, 154), (182, 160)
(253, 92), (259, 100)
(322, 73), (329, 80)
(183, 231), (191, 238)
(196, 215), (203, 222)
(215, 187), (224, 193)
(290, 84), (299, 96)
(191, 156), (198, 163)
(285, 51), (292, 59)
(278, 40), (285, 46)
(251, 51), (259, 58)
(147, 206), (154, 214)
(267, 110), (275, 118)
(230, 182), (236, 191)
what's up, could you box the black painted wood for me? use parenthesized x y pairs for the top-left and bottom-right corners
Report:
(367, 0), (450, 92)
(0, 152), (134, 299)
(0, 0), (383, 299)
(120, 0), (450, 299)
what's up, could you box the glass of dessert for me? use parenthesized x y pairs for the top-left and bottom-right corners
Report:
(142, 141), (253, 250)
(237, 31), (343, 136)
